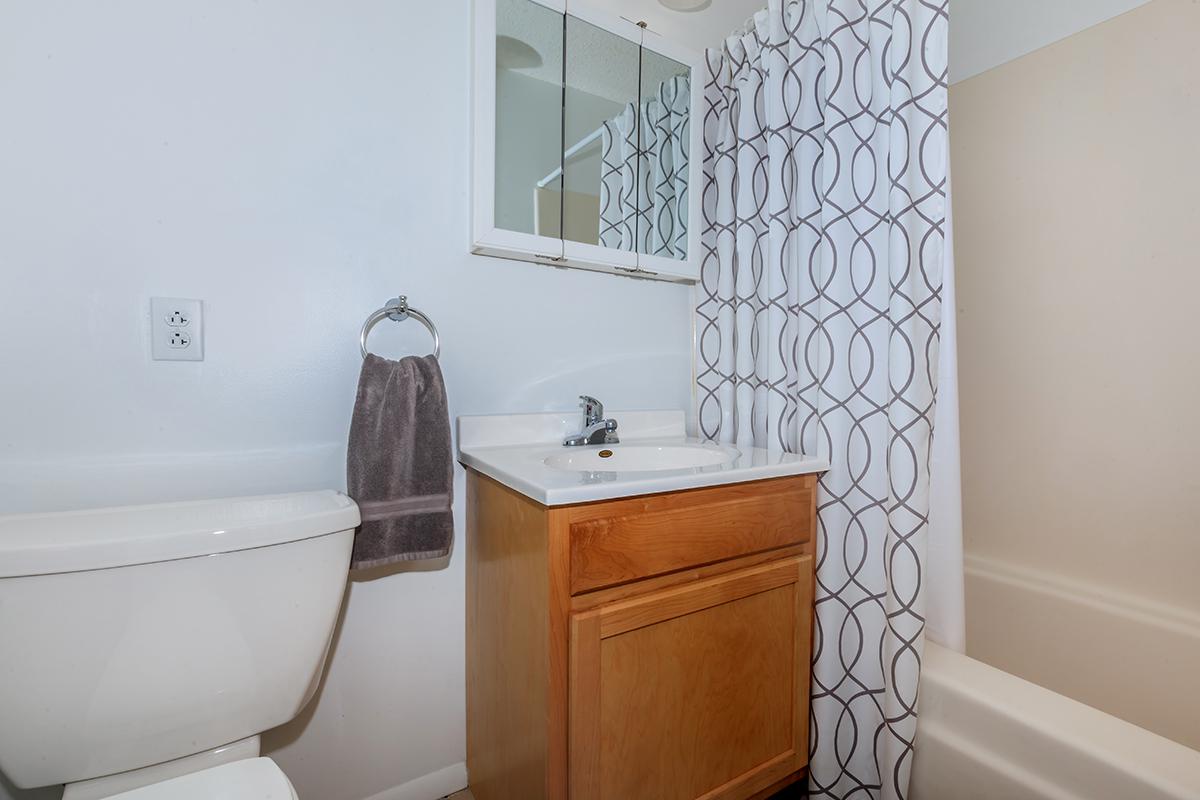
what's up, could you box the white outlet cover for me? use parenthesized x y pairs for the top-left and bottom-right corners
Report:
(150, 297), (204, 361)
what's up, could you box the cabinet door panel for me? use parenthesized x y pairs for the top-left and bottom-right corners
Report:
(570, 557), (812, 800)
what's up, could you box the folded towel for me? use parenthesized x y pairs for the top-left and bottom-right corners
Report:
(347, 353), (453, 568)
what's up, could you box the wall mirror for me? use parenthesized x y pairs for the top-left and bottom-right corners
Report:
(636, 47), (691, 263)
(493, 0), (564, 241)
(472, 0), (701, 283)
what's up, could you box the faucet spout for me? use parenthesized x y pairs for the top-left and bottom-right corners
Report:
(564, 395), (620, 446)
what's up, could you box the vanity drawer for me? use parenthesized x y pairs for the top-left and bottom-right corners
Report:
(565, 475), (815, 595)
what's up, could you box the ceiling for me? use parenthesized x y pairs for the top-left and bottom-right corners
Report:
(621, 0), (1159, 84)
(950, 0), (1154, 82)
(496, 0), (754, 103)
(604, 0), (766, 52)
(497, 0), (1154, 94)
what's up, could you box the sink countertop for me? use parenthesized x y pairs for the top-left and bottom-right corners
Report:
(457, 410), (828, 506)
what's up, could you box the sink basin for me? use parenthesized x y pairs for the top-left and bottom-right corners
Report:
(543, 444), (738, 473)
(457, 410), (828, 505)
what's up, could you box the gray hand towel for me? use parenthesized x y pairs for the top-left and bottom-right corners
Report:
(347, 353), (453, 569)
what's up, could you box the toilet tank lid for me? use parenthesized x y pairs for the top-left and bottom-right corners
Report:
(106, 757), (296, 800)
(0, 490), (361, 578)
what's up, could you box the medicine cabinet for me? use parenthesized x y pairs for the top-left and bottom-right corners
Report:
(471, 0), (702, 283)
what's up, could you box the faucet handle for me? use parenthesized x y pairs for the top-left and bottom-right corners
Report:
(579, 395), (604, 425)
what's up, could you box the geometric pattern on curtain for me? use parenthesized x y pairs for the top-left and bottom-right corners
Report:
(694, 1), (949, 798)
(599, 74), (690, 258)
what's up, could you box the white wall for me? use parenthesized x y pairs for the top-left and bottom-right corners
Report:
(0, 2), (693, 799)
(950, 0), (1153, 82)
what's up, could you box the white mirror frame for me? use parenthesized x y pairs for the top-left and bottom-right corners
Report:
(470, 0), (703, 283)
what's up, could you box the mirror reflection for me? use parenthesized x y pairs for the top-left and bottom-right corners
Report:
(636, 49), (690, 261)
(494, 0), (563, 239)
(491, 0), (691, 262)
(562, 15), (641, 249)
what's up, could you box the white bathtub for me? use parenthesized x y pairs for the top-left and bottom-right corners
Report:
(910, 552), (1200, 800)
(911, 644), (1200, 799)
(964, 553), (1200, 750)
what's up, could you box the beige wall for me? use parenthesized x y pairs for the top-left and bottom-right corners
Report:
(951, 0), (1200, 616)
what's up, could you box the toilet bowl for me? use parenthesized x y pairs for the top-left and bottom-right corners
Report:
(0, 491), (361, 798)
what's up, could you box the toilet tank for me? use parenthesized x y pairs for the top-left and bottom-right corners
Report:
(0, 491), (360, 790)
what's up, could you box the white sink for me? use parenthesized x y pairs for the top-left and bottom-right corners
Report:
(544, 444), (737, 472)
(457, 410), (828, 506)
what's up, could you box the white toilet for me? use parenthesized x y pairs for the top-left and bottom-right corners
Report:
(0, 490), (361, 799)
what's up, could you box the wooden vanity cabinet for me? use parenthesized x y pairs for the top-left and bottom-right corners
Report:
(466, 471), (817, 800)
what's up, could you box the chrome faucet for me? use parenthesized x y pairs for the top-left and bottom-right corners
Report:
(563, 395), (619, 447)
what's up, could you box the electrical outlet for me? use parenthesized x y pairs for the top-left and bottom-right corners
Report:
(151, 297), (204, 361)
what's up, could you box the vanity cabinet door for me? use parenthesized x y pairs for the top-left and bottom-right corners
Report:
(568, 557), (812, 800)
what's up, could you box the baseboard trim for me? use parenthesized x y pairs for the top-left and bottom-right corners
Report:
(360, 762), (468, 800)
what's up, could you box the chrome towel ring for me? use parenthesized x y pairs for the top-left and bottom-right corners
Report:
(359, 295), (440, 359)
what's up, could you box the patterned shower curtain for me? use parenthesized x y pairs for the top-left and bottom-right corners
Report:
(599, 74), (690, 257)
(694, 1), (950, 798)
